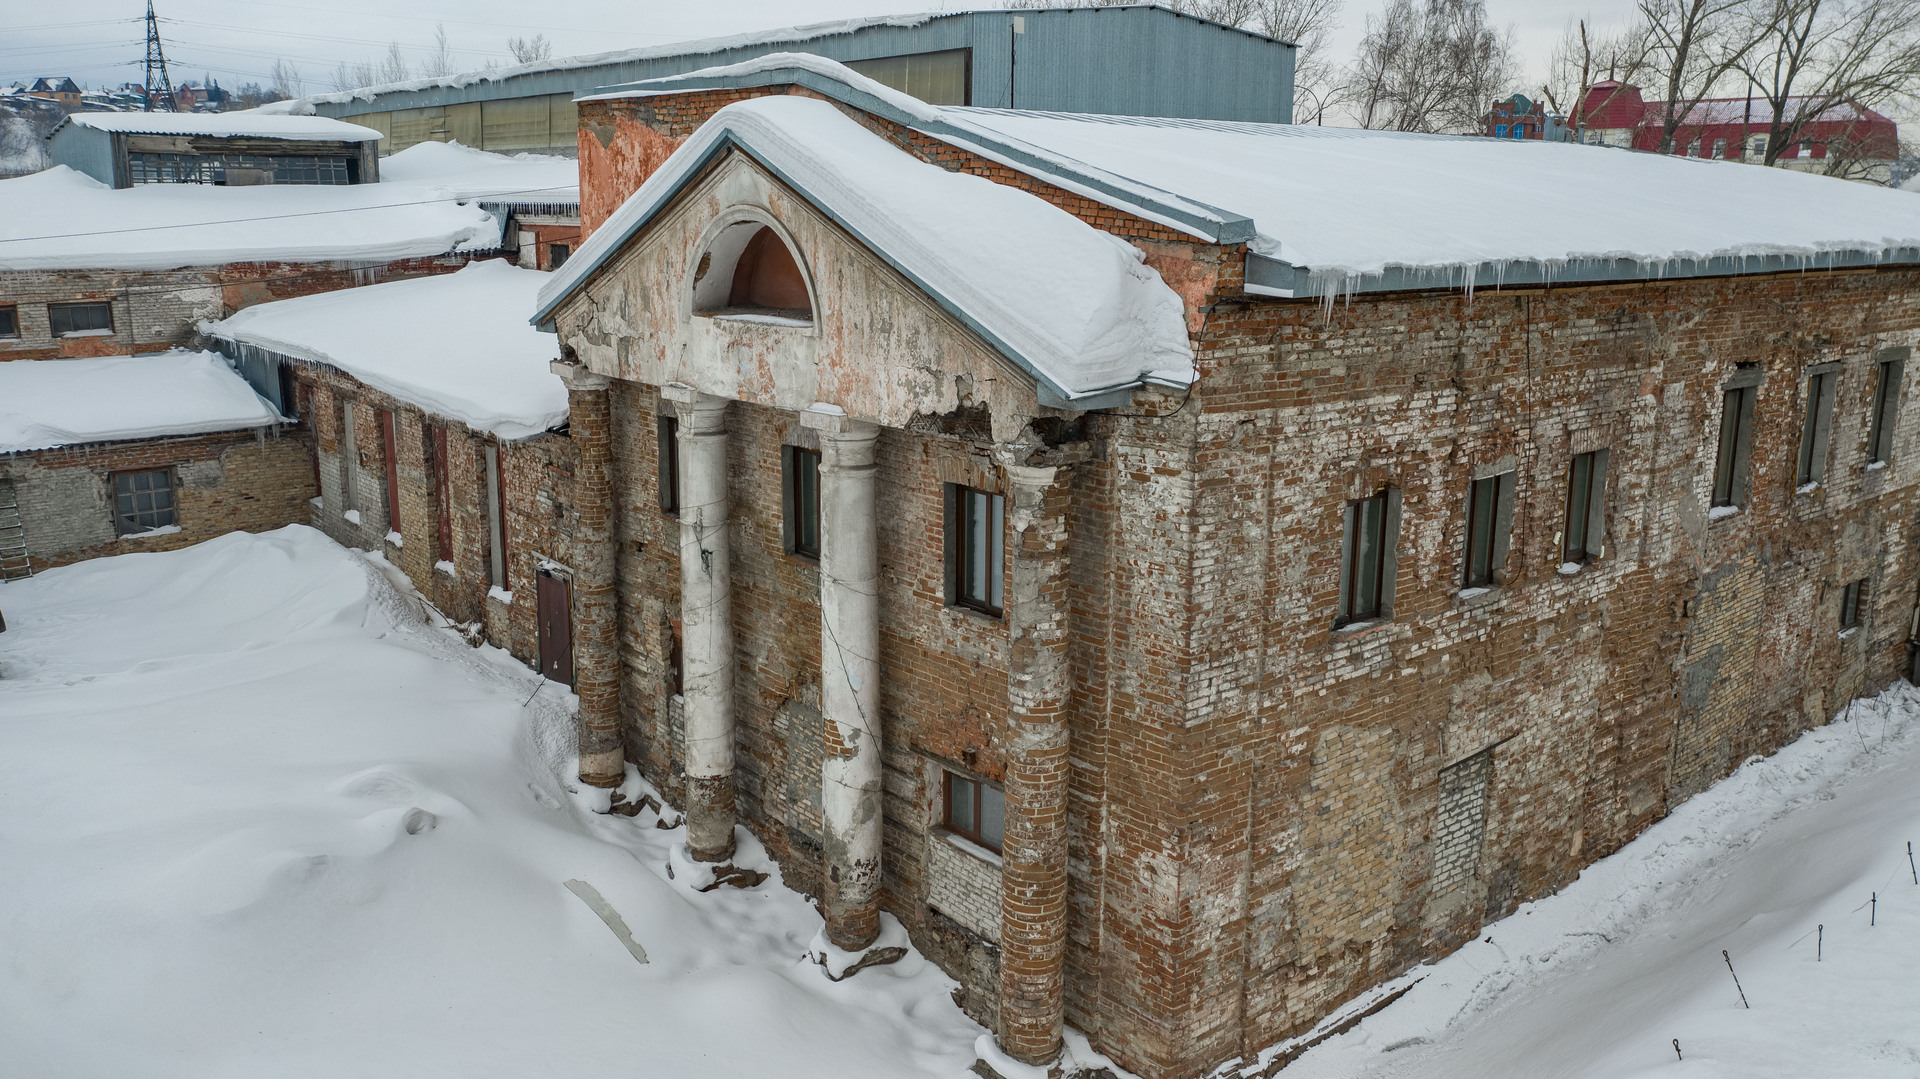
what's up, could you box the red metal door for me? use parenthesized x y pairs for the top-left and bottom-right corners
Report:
(536, 569), (573, 686)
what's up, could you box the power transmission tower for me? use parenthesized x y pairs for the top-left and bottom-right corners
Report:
(142, 0), (177, 112)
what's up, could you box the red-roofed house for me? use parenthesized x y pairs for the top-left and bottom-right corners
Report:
(1577, 79), (1898, 181)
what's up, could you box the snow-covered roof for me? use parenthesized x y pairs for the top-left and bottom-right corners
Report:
(378, 141), (578, 212)
(610, 54), (1920, 300)
(204, 260), (566, 441)
(0, 351), (281, 454)
(256, 13), (947, 111)
(0, 166), (503, 271)
(531, 91), (1194, 403)
(53, 111), (381, 141)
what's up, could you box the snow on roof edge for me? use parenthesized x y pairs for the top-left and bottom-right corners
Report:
(0, 351), (282, 455)
(53, 111), (381, 141)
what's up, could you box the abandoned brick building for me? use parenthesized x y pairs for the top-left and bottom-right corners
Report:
(0, 351), (309, 576)
(522, 57), (1920, 1078)
(205, 261), (572, 668)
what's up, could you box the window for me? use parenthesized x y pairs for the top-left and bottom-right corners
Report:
(1563, 449), (1609, 564)
(1339, 491), (1397, 624)
(657, 414), (680, 514)
(547, 243), (570, 270)
(483, 443), (507, 590)
(1840, 578), (1867, 630)
(1712, 138), (1726, 158)
(784, 446), (821, 559)
(1462, 471), (1515, 589)
(1869, 351), (1905, 466)
(0, 304), (16, 338)
(948, 485), (1005, 616)
(431, 426), (454, 563)
(112, 469), (176, 535)
(942, 769), (1005, 853)
(379, 409), (401, 537)
(1712, 370), (1761, 508)
(126, 152), (352, 185)
(1797, 366), (1839, 486)
(1494, 124), (1509, 138)
(1433, 749), (1493, 893)
(48, 301), (112, 337)
(339, 399), (360, 513)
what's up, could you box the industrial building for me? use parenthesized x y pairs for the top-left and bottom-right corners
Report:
(46, 112), (384, 187)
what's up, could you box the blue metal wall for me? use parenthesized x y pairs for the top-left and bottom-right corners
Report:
(45, 125), (119, 187)
(310, 7), (1293, 125)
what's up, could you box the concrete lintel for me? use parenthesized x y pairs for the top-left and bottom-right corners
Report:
(800, 403), (878, 438)
(549, 360), (610, 392)
(661, 381), (730, 408)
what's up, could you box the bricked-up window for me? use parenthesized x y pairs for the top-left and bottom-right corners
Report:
(946, 485), (1005, 616)
(657, 415), (680, 515)
(1462, 471), (1516, 589)
(1712, 368), (1762, 508)
(942, 769), (1005, 853)
(0, 304), (17, 338)
(1433, 749), (1493, 894)
(1798, 365), (1840, 486)
(431, 426), (454, 564)
(1562, 449), (1609, 564)
(1868, 351), (1906, 466)
(112, 468), (177, 535)
(783, 446), (821, 559)
(1840, 578), (1867, 630)
(483, 443), (507, 590)
(1338, 490), (1400, 625)
(48, 301), (112, 337)
(379, 409), (401, 537)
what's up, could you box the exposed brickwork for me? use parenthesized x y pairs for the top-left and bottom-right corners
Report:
(927, 833), (1005, 942)
(0, 256), (475, 361)
(6, 426), (314, 570)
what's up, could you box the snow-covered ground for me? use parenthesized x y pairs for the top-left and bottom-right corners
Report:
(1272, 682), (1920, 1079)
(0, 528), (985, 1078)
(5, 528), (1917, 1078)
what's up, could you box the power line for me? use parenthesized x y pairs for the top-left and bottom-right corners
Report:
(161, 19), (518, 57)
(199, 0), (684, 41)
(0, 186), (577, 246)
(142, 0), (177, 112)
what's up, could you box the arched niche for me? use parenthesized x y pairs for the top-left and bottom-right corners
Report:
(690, 217), (815, 326)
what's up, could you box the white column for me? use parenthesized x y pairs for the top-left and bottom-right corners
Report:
(803, 404), (883, 950)
(665, 383), (737, 862)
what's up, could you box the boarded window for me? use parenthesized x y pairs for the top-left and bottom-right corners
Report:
(1562, 449), (1608, 563)
(1339, 490), (1400, 624)
(845, 48), (970, 106)
(784, 446), (821, 559)
(484, 443), (507, 590)
(727, 227), (811, 315)
(1840, 578), (1867, 629)
(1869, 352), (1905, 465)
(1462, 470), (1515, 589)
(1712, 370), (1761, 507)
(547, 243), (570, 270)
(1433, 749), (1493, 894)
(657, 414), (680, 514)
(947, 485), (1005, 616)
(112, 468), (176, 535)
(431, 426), (454, 563)
(379, 409), (401, 537)
(942, 768), (1005, 853)
(48, 301), (111, 336)
(1798, 366), (1838, 485)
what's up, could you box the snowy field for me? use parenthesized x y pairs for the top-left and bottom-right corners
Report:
(3, 528), (1918, 1079)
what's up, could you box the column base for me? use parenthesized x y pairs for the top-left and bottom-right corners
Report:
(971, 1034), (1061, 1079)
(684, 773), (737, 862)
(805, 916), (909, 982)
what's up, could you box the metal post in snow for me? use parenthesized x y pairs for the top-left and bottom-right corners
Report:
(1818, 924), (1823, 961)
(1722, 949), (1750, 1008)
(1909, 841), (1916, 885)
(1673, 1038), (1683, 1061)
(1872, 892), (1878, 926)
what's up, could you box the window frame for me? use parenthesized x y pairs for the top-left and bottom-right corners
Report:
(1840, 578), (1867, 630)
(378, 408), (402, 538)
(1797, 364), (1840, 487)
(783, 445), (822, 560)
(1562, 449), (1609, 565)
(1868, 350), (1906, 467)
(1461, 470), (1516, 590)
(946, 483), (1005, 618)
(0, 303), (17, 339)
(1338, 490), (1399, 626)
(940, 768), (1005, 854)
(111, 467), (178, 536)
(657, 414), (680, 515)
(47, 300), (113, 337)
(1712, 368), (1763, 508)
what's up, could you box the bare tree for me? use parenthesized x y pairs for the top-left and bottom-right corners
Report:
(1737, 0), (1920, 177)
(377, 43), (412, 85)
(1637, 0), (1767, 152)
(1541, 18), (1654, 140)
(419, 24), (457, 80)
(508, 33), (553, 64)
(1351, 0), (1517, 132)
(269, 58), (304, 101)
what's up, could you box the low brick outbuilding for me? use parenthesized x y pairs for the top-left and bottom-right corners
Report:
(205, 260), (574, 671)
(0, 351), (310, 574)
(534, 59), (1920, 1079)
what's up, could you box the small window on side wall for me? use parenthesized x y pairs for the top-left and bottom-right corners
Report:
(49, 301), (112, 337)
(1868, 351), (1905, 466)
(1712, 369), (1762, 508)
(1562, 449), (1608, 565)
(942, 769), (1004, 854)
(783, 446), (821, 559)
(1462, 471), (1515, 589)
(547, 243), (570, 271)
(0, 304), (17, 339)
(657, 414), (680, 515)
(1798, 366), (1838, 487)
(1840, 578), (1867, 630)
(1339, 490), (1399, 625)
(113, 468), (176, 535)
(946, 484), (1004, 617)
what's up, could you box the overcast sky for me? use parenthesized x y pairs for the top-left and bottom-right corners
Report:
(5, 0), (1640, 103)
